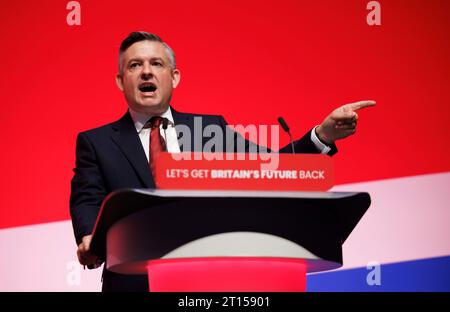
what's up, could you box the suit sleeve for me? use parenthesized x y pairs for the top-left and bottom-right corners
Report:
(218, 116), (337, 155)
(70, 132), (107, 245)
(279, 129), (338, 156)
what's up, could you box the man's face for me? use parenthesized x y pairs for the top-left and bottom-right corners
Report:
(116, 40), (180, 115)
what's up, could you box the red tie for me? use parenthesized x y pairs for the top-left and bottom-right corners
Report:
(146, 116), (167, 180)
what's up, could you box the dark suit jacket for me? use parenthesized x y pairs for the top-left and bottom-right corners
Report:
(69, 106), (337, 291)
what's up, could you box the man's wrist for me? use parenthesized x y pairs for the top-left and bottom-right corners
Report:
(311, 126), (332, 154)
(315, 125), (334, 145)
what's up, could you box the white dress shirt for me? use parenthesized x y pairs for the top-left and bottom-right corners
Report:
(129, 107), (181, 162)
(311, 125), (332, 154)
(129, 107), (331, 160)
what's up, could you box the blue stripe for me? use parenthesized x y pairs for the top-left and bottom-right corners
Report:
(307, 255), (450, 292)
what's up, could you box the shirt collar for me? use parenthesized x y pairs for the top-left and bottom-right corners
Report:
(129, 106), (175, 133)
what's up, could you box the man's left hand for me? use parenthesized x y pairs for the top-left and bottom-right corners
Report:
(315, 100), (376, 145)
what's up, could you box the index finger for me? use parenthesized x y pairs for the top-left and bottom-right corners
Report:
(346, 100), (376, 111)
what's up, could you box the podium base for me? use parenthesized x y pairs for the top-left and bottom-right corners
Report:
(147, 257), (307, 292)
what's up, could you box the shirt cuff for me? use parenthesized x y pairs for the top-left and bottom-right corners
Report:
(311, 125), (332, 154)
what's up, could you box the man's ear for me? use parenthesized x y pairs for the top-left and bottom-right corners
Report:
(172, 69), (181, 88)
(115, 73), (124, 92)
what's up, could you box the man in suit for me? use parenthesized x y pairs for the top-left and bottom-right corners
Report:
(70, 31), (375, 291)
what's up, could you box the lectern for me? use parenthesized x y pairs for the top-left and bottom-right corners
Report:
(90, 189), (370, 291)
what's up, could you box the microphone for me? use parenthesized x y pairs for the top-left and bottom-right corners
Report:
(278, 117), (295, 154)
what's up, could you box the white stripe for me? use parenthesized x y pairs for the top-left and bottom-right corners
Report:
(0, 221), (102, 291)
(332, 171), (450, 270)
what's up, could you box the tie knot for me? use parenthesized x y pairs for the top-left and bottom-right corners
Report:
(145, 116), (164, 129)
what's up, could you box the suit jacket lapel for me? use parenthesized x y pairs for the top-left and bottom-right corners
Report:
(111, 111), (155, 188)
(171, 106), (196, 152)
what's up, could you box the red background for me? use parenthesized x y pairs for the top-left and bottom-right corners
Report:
(0, 0), (449, 229)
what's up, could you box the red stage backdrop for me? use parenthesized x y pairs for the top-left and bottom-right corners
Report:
(0, 0), (449, 229)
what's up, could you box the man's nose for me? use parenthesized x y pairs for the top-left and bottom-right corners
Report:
(141, 62), (153, 79)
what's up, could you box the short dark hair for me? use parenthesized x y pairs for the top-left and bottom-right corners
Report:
(118, 31), (176, 74)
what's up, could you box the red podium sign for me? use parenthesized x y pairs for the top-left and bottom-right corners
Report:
(155, 153), (333, 191)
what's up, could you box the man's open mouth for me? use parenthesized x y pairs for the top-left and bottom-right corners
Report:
(139, 82), (157, 93)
